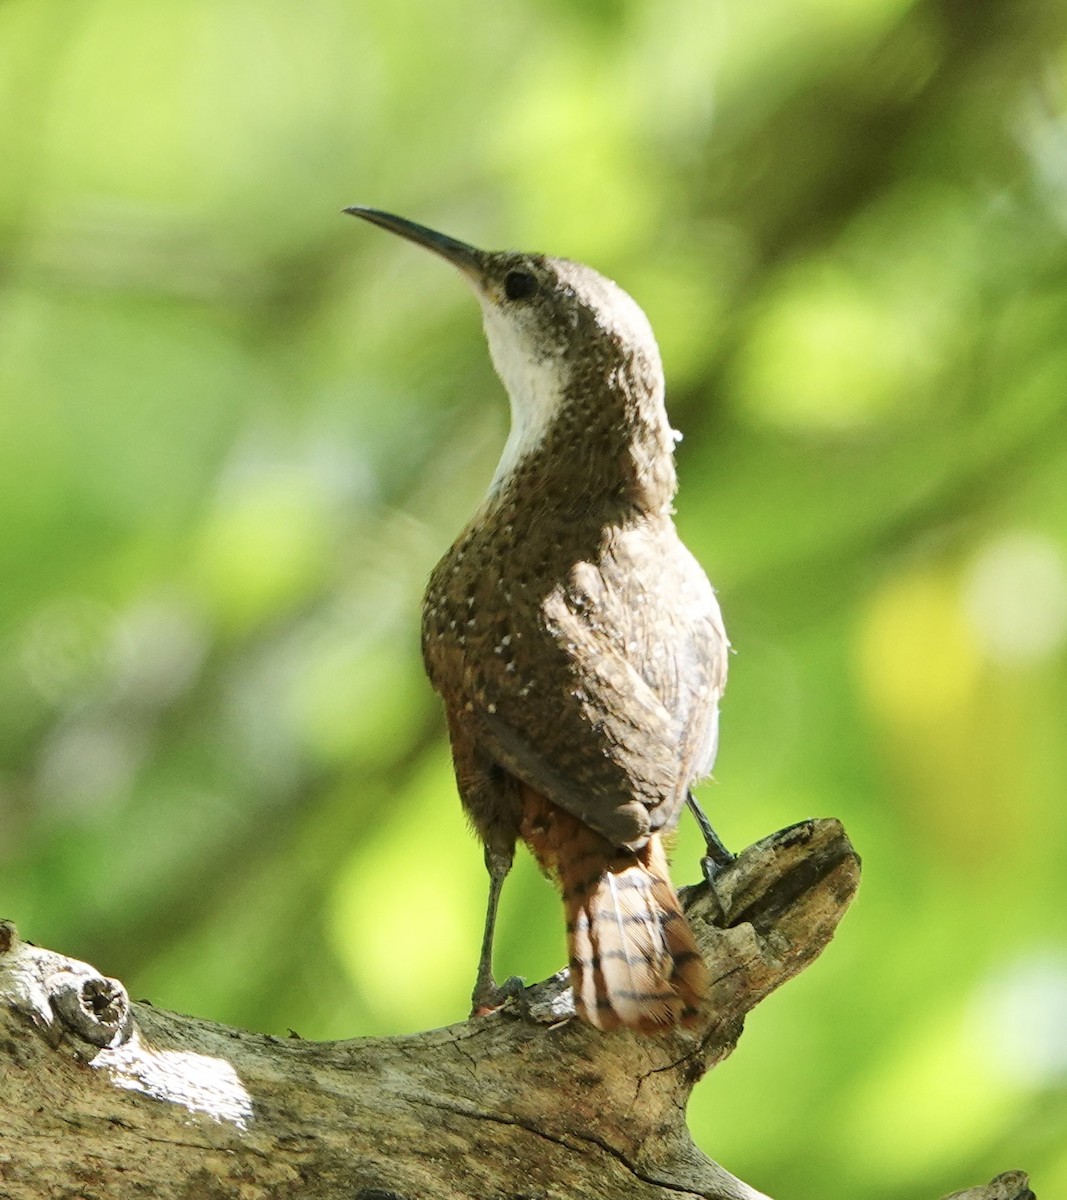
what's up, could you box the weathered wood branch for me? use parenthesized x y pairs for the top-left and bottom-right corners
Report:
(0, 819), (1030, 1199)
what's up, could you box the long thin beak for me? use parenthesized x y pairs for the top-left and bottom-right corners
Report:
(343, 206), (484, 279)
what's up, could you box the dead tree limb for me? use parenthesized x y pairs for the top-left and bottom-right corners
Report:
(0, 818), (1031, 1199)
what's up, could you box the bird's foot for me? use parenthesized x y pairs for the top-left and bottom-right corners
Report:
(698, 850), (737, 890)
(470, 974), (525, 1018)
(686, 791), (735, 889)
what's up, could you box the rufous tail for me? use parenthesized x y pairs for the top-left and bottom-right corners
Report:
(521, 789), (708, 1033)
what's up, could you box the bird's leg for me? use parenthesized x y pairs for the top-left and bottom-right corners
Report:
(686, 791), (736, 887)
(470, 846), (524, 1016)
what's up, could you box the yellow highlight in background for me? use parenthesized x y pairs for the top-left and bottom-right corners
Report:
(328, 744), (483, 1032)
(857, 569), (981, 731)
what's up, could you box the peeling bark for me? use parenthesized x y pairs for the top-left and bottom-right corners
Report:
(0, 819), (1031, 1200)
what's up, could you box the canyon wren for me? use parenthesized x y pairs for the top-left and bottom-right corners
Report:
(346, 207), (732, 1033)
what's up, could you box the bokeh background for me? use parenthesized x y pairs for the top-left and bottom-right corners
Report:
(3, 1), (1067, 1196)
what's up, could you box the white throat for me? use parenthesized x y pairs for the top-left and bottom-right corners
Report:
(480, 303), (568, 496)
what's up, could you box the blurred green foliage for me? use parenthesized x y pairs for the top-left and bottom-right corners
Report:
(2, 0), (1067, 1196)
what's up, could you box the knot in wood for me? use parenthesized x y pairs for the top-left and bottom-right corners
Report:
(48, 969), (133, 1048)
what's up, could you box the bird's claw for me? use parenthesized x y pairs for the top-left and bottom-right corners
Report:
(698, 851), (736, 890)
(470, 974), (525, 1018)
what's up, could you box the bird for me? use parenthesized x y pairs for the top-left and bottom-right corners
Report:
(345, 207), (732, 1033)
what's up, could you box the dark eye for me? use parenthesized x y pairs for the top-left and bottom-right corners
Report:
(503, 270), (538, 301)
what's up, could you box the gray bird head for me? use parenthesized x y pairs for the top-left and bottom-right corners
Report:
(345, 207), (670, 499)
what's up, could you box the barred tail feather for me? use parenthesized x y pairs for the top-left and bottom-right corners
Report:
(521, 789), (708, 1033)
